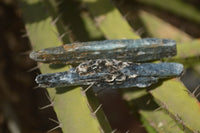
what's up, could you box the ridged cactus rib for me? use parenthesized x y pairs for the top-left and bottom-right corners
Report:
(20, 0), (111, 133)
(20, 0), (199, 132)
(138, 0), (200, 23)
(139, 11), (200, 67)
(140, 7), (200, 132)
(124, 89), (185, 133)
(172, 40), (200, 67)
(81, 0), (140, 39)
(80, 0), (188, 132)
(81, 1), (200, 132)
(139, 11), (192, 42)
(151, 80), (200, 132)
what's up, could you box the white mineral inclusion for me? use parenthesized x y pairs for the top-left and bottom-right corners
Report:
(158, 122), (163, 127)
(78, 43), (126, 51)
(59, 73), (73, 83)
(129, 74), (137, 78)
(76, 65), (87, 73)
(92, 51), (100, 55)
(136, 83), (148, 88)
(137, 51), (145, 55)
(175, 63), (184, 74)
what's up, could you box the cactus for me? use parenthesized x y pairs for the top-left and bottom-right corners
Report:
(20, 0), (111, 133)
(19, 0), (200, 132)
(81, 0), (140, 39)
(139, 11), (192, 42)
(139, 11), (200, 67)
(137, 0), (200, 24)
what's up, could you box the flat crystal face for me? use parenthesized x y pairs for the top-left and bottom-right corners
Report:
(35, 59), (183, 89)
(29, 38), (177, 64)
(31, 38), (184, 89)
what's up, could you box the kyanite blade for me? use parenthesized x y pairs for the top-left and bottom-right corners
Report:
(36, 60), (183, 89)
(30, 38), (176, 64)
